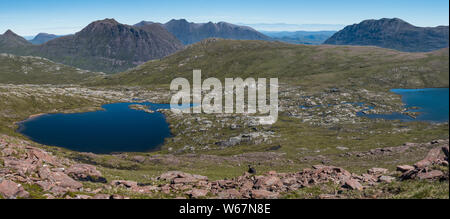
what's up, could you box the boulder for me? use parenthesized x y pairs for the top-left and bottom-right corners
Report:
(1, 148), (17, 156)
(92, 194), (111, 199)
(39, 167), (82, 190)
(251, 190), (279, 199)
(442, 146), (449, 158)
(132, 156), (146, 163)
(0, 180), (29, 199)
(66, 164), (106, 183)
(159, 171), (186, 181)
(4, 158), (36, 175)
(254, 176), (282, 189)
(416, 170), (444, 180)
(52, 172), (83, 190)
(186, 189), (208, 199)
(27, 148), (57, 165)
(173, 177), (199, 184)
(378, 176), (395, 183)
(396, 165), (415, 173)
(218, 189), (241, 199)
(343, 179), (363, 191)
(368, 168), (388, 175)
(415, 147), (443, 168)
(111, 180), (138, 189)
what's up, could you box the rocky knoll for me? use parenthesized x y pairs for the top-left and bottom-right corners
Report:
(0, 134), (448, 199)
(0, 135), (106, 199)
(0, 30), (32, 53)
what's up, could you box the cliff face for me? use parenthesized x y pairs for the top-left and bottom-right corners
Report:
(325, 18), (449, 52)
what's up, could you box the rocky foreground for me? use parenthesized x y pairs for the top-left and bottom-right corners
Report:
(0, 135), (448, 199)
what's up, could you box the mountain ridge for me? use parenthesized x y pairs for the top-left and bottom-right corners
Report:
(136, 19), (272, 45)
(0, 19), (184, 73)
(29, 33), (62, 45)
(324, 18), (449, 52)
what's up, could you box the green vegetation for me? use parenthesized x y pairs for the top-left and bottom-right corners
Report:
(0, 53), (102, 84)
(94, 39), (449, 91)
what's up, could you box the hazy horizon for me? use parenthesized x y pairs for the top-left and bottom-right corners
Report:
(1, 0), (449, 36)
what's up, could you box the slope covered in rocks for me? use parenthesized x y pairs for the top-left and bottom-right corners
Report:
(0, 135), (448, 199)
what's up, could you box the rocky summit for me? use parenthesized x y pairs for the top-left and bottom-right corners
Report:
(324, 18), (449, 52)
(0, 30), (32, 52)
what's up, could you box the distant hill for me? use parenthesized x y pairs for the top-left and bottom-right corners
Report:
(0, 19), (184, 73)
(29, 33), (61, 45)
(135, 19), (272, 45)
(0, 53), (103, 84)
(93, 39), (449, 90)
(0, 30), (32, 53)
(262, 31), (336, 45)
(324, 18), (449, 52)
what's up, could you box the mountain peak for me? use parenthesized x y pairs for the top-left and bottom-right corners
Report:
(80, 18), (124, 34)
(32, 18), (183, 73)
(169, 19), (188, 23)
(35, 33), (55, 36)
(85, 18), (120, 28)
(1, 29), (29, 43)
(135, 21), (155, 27)
(4, 29), (18, 36)
(30, 33), (60, 45)
(163, 19), (271, 45)
(96, 18), (119, 24)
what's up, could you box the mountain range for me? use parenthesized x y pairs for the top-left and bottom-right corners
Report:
(136, 19), (272, 45)
(29, 33), (62, 45)
(1, 18), (449, 75)
(325, 18), (449, 52)
(0, 30), (31, 52)
(1, 18), (273, 73)
(262, 31), (336, 45)
(0, 19), (184, 73)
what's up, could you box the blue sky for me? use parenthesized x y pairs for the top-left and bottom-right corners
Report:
(1, 0), (448, 35)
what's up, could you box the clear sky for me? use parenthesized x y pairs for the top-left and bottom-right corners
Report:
(1, 0), (449, 36)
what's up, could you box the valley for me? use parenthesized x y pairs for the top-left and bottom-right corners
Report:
(0, 17), (449, 199)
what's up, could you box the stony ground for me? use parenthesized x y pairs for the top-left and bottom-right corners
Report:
(0, 84), (449, 199)
(0, 134), (448, 199)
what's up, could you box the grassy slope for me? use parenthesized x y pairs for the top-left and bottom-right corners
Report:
(93, 39), (449, 91)
(0, 53), (103, 84)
